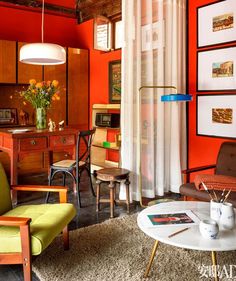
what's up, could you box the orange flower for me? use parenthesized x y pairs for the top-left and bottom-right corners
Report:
(53, 93), (60, 101)
(36, 82), (42, 88)
(29, 79), (36, 85)
(47, 80), (51, 86)
(52, 80), (59, 88)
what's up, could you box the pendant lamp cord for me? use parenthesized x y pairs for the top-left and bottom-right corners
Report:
(41, 0), (45, 43)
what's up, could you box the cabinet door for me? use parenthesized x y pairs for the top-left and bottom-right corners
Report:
(44, 64), (67, 125)
(68, 48), (89, 127)
(0, 40), (16, 83)
(18, 42), (43, 84)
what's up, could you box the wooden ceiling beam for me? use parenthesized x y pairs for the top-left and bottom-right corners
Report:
(76, 0), (121, 23)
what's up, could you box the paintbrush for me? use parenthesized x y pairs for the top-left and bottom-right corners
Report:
(219, 189), (226, 203)
(212, 190), (218, 202)
(201, 182), (214, 201)
(223, 189), (232, 203)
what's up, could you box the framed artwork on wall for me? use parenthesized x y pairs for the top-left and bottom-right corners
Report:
(197, 46), (236, 91)
(109, 60), (121, 103)
(0, 108), (18, 125)
(197, 94), (236, 139)
(141, 21), (164, 51)
(94, 15), (111, 51)
(197, 0), (236, 48)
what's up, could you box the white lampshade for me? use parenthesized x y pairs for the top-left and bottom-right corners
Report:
(19, 43), (66, 65)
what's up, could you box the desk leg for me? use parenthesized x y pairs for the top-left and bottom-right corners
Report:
(144, 240), (159, 278)
(211, 251), (219, 281)
(10, 152), (18, 185)
(48, 151), (53, 169)
(10, 152), (18, 206)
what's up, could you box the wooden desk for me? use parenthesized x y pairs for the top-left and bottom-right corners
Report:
(0, 127), (80, 185)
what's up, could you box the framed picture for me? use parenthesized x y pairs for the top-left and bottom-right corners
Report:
(141, 21), (164, 51)
(109, 60), (121, 103)
(94, 15), (111, 51)
(197, 94), (236, 139)
(197, 46), (236, 91)
(0, 108), (18, 125)
(197, 0), (236, 48)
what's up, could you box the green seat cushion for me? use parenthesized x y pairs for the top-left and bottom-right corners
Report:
(0, 203), (76, 255)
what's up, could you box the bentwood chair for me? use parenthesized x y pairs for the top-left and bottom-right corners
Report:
(0, 162), (76, 281)
(45, 128), (96, 207)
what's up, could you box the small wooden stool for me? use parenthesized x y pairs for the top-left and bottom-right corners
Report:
(96, 168), (130, 218)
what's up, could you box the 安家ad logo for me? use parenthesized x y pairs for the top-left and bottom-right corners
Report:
(198, 264), (236, 279)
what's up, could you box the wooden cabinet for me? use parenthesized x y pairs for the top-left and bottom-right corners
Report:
(68, 48), (89, 127)
(0, 40), (16, 83)
(91, 104), (120, 172)
(17, 42), (43, 84)
(44, 64), (66, 124)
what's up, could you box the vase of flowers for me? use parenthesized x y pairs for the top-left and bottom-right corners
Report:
(21, 79), (60, 129)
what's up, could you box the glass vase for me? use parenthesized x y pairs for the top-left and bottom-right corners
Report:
(36, 107), (47, 130)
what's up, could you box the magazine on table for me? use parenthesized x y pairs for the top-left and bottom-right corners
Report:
(142, 210), (200, 228)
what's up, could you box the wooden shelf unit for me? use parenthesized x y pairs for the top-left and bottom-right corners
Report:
(91, 104), (121, 172)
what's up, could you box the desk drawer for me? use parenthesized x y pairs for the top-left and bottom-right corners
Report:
(19, 137), (47, 151)
(50, 135), (75, 147)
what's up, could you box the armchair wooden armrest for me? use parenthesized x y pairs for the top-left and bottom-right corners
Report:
(0, 216), (32, 270)
(182, 164), (216, 184)
(0, 216), (31, 226)
(11, 185), (68, 203)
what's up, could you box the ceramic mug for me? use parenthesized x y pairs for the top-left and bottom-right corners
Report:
(219, 202), (235, 230)
(199, 219), (219, 239)
(210, 200), (222, 223)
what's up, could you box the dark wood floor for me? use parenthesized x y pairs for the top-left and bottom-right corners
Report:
(0, 171), (180, 281)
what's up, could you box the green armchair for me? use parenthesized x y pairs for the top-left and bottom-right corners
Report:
(0, 163), (76, 281)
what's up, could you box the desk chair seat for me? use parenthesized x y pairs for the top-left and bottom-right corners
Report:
(46, 129), (96, 207)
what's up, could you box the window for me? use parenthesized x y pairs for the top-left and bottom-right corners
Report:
(94, 16), (111, 51)
(94, 16), (122, 51)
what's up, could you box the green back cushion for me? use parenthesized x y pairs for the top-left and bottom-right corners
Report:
(0, 162), (12, 215)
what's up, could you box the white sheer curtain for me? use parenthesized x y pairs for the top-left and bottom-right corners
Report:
(121, 0), (187, 201)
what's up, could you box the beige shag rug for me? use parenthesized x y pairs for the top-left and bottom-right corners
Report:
(33, 214), (236, 281)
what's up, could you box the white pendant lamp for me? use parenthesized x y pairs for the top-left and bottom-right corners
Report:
(20, 0), (66, 65)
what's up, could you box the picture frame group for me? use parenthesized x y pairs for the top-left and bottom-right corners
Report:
(196, 0), (236, 140)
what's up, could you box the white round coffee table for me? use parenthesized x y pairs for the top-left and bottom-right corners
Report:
(137, 201), (236, 281)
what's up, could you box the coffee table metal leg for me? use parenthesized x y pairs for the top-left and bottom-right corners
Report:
(211, 251), (219, 281)
(144, 240), (159, 278)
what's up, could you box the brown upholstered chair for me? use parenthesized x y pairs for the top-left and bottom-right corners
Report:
(180, 142), (236, 207)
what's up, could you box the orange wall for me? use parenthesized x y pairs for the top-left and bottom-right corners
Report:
(0, 6), (79, 47)
(76, 20), (121, 111)
(0, 7), (121, 114)
(188, 0), (236, 169)
(76, 20), (121, 162)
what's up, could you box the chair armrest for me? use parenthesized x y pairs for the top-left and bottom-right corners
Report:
(182, 164), (216, 184)
(0, 216), (31, 226)
(182, 164), (216, 174)
(11, 185), (68, 203)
